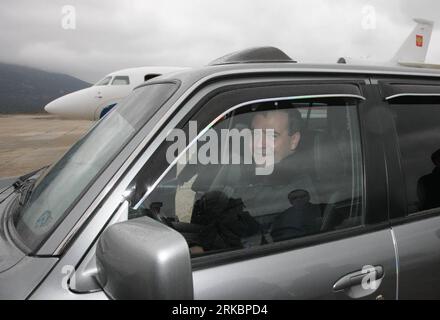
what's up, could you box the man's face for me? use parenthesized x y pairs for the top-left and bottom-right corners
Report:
(251, 110), (301, 165)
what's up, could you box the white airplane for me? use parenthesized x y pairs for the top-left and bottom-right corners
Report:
(46, 18), (438, 121)
(338, 18), (440, 69)
(44, 66), (187, 120)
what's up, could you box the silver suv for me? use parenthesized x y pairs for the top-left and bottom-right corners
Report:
(2, 47), (440, 299)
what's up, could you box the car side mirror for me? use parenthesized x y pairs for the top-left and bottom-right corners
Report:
(95, 216), (194, 299)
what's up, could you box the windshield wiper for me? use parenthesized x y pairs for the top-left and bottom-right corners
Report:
(0, 166), (49, 205)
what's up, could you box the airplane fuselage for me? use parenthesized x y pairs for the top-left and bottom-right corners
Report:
(44, 66), (187, 120)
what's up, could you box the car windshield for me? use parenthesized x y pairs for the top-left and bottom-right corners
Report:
(13, 82), (178, 252)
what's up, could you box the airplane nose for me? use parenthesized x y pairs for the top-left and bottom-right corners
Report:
(44, 98), (64, 115)
(44, 88), (97, 120)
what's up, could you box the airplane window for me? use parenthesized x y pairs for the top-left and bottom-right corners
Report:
(94, 76), (112, 86)
(112, 76), (130, 85)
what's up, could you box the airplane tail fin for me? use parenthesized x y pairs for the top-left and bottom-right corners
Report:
(392, 18), (434, 64)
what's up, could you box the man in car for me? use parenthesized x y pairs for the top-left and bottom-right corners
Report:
(190, 101), (320, 254)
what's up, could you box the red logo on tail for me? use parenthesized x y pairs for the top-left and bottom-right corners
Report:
(416, 35), (423, 47)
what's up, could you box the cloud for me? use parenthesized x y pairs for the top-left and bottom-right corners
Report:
(0, 0), (438, 82)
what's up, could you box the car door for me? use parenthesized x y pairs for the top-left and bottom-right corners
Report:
(31, 75), (397, 299)
(377, 78), (440, 299)
(120, 78), (397, 299)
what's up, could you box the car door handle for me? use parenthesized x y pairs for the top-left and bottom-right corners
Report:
(333, 265), (384, 291)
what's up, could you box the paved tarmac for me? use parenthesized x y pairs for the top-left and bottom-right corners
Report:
(0, 114), (92, 178)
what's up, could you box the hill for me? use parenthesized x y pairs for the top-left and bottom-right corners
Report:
(0, 63), (90, 113)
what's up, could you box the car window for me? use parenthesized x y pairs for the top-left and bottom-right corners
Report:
(125, 95), (364, 257)
(111, 76), (130, 85)
(391, 103), (440, 214)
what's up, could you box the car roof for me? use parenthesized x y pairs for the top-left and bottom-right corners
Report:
(151, 62), (440, 92)
(144, 47), (440, 93)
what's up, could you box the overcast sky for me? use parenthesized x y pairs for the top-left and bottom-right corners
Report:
(1, 0), (439, 83)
